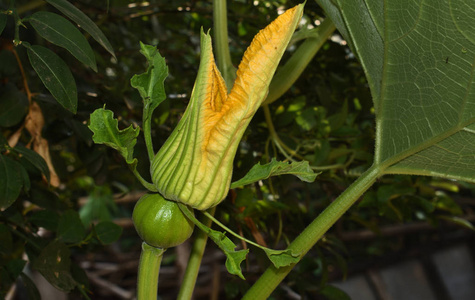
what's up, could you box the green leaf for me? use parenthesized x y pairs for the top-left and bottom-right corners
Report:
(0, 155), (24, 209)
(13, 146), (50, 182)
(79, 185), (116, 226)
(263, 248), (299, 268)
(0, 83), (29, 127)
(29, 11), (97, 71)
(439, 216), (475, 231)
(130, 42), (168, 127)
(57, 210), (86, 244)
(45, 0), (115, 58)
(231, 158), (318, 189)
(94, 221), (122, 244)
(319, 285), (351, 300)
(29, 210), (60, 231)
(32, 240), (76, 292)
(26, 45), (77, 113)
(88, 108), (140, 164)
(318, 0), (475, 183)
(178, 204), (249, 279)
(5, 259), (27, 279)
(0, 14), (7, 35)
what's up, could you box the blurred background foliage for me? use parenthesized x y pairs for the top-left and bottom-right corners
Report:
(1, 0), (474, 299)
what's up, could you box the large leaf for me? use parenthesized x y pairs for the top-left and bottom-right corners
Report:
(88, 108), (139, 164)
(45, 0), (115, 58)
(231, 158), (318, 189)
(26, 45), (78, 113)
(317, 0), (475, 183)
(29, 11), (97, 71)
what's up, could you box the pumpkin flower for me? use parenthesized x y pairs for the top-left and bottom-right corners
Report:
(151, 4), (304, 210)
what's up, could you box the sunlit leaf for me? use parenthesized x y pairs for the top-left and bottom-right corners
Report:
(29, 11), (97, 71)
(26, 45), (77, 113)
(45, 0), (115, 58)
(231, 158), (318, 189)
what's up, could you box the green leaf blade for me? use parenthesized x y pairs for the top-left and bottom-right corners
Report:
(13, 146), (50, 182)
(88, 108), (140, 164)
(26, 45), (77, 113)
(45, 0), (115, 58)
(29, 11), (97, 71)
(95, 221), (123, 244)
(231, 158), (318, 189)
(319, 0), (475, 183)
(130, 42), (169, 122)
(58, 210), (86, 244)
(0, 155), (24, 209)
(32, 240), (77, 292)
(0, 84), (29, 127)
(263, 248), (300, 268)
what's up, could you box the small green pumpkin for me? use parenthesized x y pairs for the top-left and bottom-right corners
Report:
(132, 193), (194, 248)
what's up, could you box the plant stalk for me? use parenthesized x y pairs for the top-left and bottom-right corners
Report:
(263, 18), (335, 105)
(137, 243), (165, 300)
(212, 0), (236, 90)
(177, 207), (216, 300)
(242, 164), (382, 299)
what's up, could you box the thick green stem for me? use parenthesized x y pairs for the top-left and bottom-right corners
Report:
(263, 18), (335, 105)
(242, 164), (382, 299)
(137, 243), (165, 300)
(212, 0), (236, 90)
(177, 207), (216, 300)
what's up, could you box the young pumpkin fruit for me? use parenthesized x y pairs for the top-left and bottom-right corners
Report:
(132, 193), (194, 248)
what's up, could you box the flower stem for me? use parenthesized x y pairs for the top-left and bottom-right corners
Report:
(143, 109), (155, 163)
(137, 243), (165, 300)
(242, 164), (382, 299)
(177, 207), (216, 300)
(213, 0), (236, 90)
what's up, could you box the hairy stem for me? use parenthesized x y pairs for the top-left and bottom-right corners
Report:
(243, 164), (382, 299)
(137, 243), (165, 300)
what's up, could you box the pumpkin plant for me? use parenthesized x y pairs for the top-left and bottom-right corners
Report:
(89, 4), (319, 298)
(88, 0), (475, 299)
